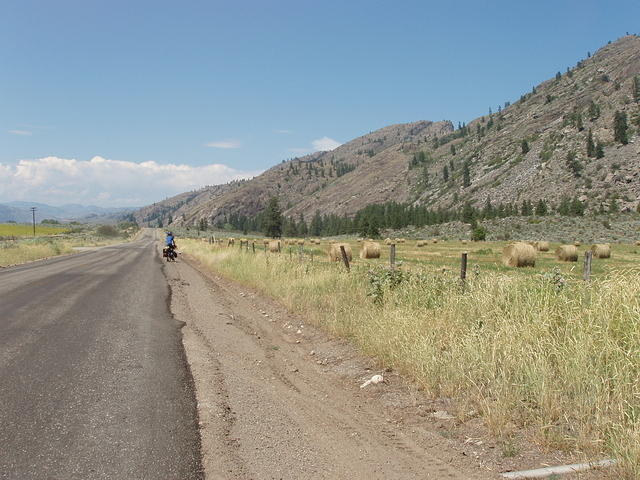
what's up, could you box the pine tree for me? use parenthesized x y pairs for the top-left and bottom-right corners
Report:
(462, 161), (471, 188)
(535, 199), (548, 216)
(310, 210), (323, 236)
(450, 144), (456, 155)
(521, 139), (530, 154)
(443, 165), (449, 182)
(298, 213), (308, 236)
(586, 129), (596, 157)
(633, 75), (640, 103)
(587, 101), (601, 120)
(595, 142), (605, 159)
(262, 197), (283, 238)
(613, 111), (629, 144)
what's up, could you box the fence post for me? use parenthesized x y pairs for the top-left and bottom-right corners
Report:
(583, 251), (592, 282)
(252, 242), (255, 253)
(389, 243), (396, 270)
(460, 252), (468, 288)
(339, 245), (350, 272)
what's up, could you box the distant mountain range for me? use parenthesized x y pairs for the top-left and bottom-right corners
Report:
(0, 201), (136, 224)
(131, 35), (639, 227)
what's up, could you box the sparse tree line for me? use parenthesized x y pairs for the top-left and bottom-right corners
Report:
(206, 194), (602, 239)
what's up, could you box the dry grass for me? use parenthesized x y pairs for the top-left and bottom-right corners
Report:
(181, 238), (640, 477)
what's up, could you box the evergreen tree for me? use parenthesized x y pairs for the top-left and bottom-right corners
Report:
(557, 196), (572, 216)
(450, 144), (456, 155)
(595, 142), (605, 159)
(482, 197), (495, 219)
(521, 139), (530, 154)
(555, 71), (562, 81)
(565, 151), (583, 177)
(310, 210), (323, 236)
(613, 111), (629, 144)
(633, 75), (640, 103)
(586, 129), (596, 157)
(587, 101), (601, 120)
(570, 197), (585, 216)
(443, 165), (449, 182)
(297, 213), (308, 236)
(462, 161), (471, 188)
(535, 199), (548, 216)
(262, 197), (283, 238)
(461, 202), (475, 223)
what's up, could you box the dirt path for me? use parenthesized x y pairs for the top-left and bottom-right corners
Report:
(166, 254), (497, 479)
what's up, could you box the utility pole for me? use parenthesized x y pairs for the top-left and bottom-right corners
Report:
(31, 207), (37, 237)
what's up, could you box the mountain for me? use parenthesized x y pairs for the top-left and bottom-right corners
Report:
(136, 35), (640, 228)
(0, 202), (136, 223)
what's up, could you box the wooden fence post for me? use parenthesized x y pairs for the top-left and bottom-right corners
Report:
(252, 242), (255, 253)
(460, 252), (468, 288)
(583, 251), (592, 282)
(389, 243), (396, 270)
(339, 245), (350, 271)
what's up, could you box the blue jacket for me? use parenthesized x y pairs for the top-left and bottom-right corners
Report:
(165, 234), (175, 246)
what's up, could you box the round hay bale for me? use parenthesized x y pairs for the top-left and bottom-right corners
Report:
(268, 240), (281, 253)
(636, 240), (640, 246)
(461, 239), (468, 244)
(328, 243), (352, 262)
(396, 238), (405, 244)
(384, 238), (393, 245)
(535, 241), (550, 252)
(314, 239), (321, 245)
(556, 244), (578, 262)
(263, 239), (270, 245)
(416, 240), (426, 247)
(359, 241), (381, 259)
(502, 242), (536, 267)
(297, 239), (305, 246)
(356, 238), (363, 243)
(591, 244), (611, 259)
(432, 238), (438, 244)
(574, 241), (581, 247)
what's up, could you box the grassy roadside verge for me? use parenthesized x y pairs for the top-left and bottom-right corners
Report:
(0, 224), (140, 267)
(182, 239), (639, 477)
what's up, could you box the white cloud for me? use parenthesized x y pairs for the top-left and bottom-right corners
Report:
(0, 156), (260, 207)
(311, 136), (342, 152)
(8, 129), (32, 136)
(205, 139), (241, 149)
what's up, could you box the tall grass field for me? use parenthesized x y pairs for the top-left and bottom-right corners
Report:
(181, 237), (640, 478)
(0, 223), (70, 237)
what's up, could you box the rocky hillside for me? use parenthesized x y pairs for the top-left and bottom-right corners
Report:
(137, 35), (640, 228)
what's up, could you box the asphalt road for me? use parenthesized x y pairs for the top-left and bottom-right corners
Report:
(0, 230), (203, 479)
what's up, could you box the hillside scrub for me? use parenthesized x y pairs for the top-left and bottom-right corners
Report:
(182, 239), (640, 478)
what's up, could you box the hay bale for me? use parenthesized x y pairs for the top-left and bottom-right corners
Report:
(396, 238), (405, 244)
(268, 240), (281, 253)
(556, 244), (578, 262)
(574, 241), (581, 247)
(432, 238), (438, 244)
(636, 240), (640, 246)
(297, 239), (305, 246)
(263, 239), (270, 245)
(356, 238), (363, 243)
(314, 239), (321, 245)
(416, 240), (427, 247)
(328, 243), (352, 262)
(591, 244), (611, 259)
(502, 242), (536, 267)
(359, 241), (381, 259)
(384, 238), (393, 245)
(535, 241), (550, 252)
(461, 239), (468, 244)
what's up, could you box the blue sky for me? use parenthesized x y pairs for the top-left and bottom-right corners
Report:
(1, 0), (639, 206)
